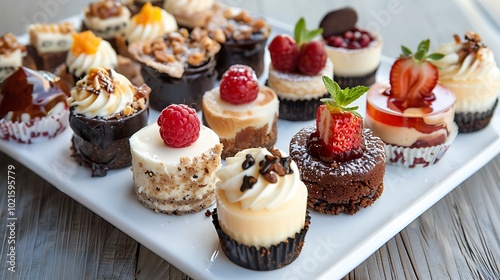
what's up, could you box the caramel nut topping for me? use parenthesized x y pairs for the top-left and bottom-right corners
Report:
(207, 8), (270, 42)
(85, 67), (115, 95)
(0, 33), (24, 55)
(213, 29), (226, 43)
(85, 0), (124, 19)
(188, 53), (204, 66)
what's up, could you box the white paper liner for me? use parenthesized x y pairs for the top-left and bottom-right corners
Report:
(0, 105), (69, 144)
(384, 123), (458, 168)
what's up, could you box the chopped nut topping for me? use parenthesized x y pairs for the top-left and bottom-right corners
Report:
(85, 0), (124, 19)
(188, 53), (204, 66)
(0, 33), (24, 55)
(206, 8), (270, 42)
(85, 67), (115, 95)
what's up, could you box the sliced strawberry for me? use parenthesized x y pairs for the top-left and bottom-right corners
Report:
(297, 41), (327, 76)
(388, 39), (444, 111)
(268, 35), (299, 72)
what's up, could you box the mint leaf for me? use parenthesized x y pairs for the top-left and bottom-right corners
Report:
(304, 28), (323, 42)
(294, 18), (306, 46)
(321, 76), (368, 114)
(341, 86), (369, 106)
(322, 75), (341, 101)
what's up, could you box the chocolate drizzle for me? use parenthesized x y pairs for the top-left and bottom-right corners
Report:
(240, 175), (257, 192)
(242, 154), (255, 170)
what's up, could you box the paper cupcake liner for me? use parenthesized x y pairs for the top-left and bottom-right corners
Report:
(278, 94), (328, 121)
(334, 66), (378, 89)
(385, 123), (458, 168)
(0, 107), (69, 144)
(455, 98), (498, 133)
(212, 209), (311, 271)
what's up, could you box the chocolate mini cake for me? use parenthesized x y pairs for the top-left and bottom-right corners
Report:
(129, 28), (220, 111)
(67, 67), (150, 177)
(290, 126), (385, 214)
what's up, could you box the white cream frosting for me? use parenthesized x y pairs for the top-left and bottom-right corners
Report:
(66, 40), (118, 78)
(0, 49), (22, 81)
(215, 148), (307, 247)
(164, 0), (215, 15)
(28, 23), (74, 53)
(83, 6), (131, 40)
(126, 9), (178, 44)
(268, 58), (334, 101)
(202, 86), (279, 139)
(67, 68), (135, 119)
(324, 34), (382, 77)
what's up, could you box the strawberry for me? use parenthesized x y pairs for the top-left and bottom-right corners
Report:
(307, 76), (369, 162)
(268, 35), (299, 72)
(268, 18), (325, 74)
(389, 39), (444, 111)
(297, 41), (327, 76)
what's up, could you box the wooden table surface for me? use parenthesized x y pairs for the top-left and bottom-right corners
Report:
(1, 0), (500, 279)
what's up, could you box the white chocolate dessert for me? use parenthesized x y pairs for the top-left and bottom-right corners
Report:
(164, 0), (219, 28)
(215, 147), (308, 248)
(267, 58), (333, 101)
(0, 33), (23, 81)
(125, 2), (177, 44)
(28, 22), (74, 54)
(130, 123), (223, 214)
(83, 0), (131, 40)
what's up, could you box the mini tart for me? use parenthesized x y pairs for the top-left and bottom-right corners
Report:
(26, 22), (75, 72)
(290, 126), (386, 215)
(213, 147), (309, 270)
(0, 67), (70, 143)
(202, 85), (279, 159)
(433, 32), (500, 133)
(267, 59), (333, 121)
(206, 8), (271, 78)
(164, 0), (219, 29)
(67, 67), (150, 177)
(365, 82), (458, 168)
(324, 32), (382, 88)
(129, 28), (220, 111)
(82, 0), (131, 47)
(130, 123), (223, 215)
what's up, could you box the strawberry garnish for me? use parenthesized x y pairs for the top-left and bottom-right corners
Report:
(307, 76), (369, 162)
(388, 39), (444, 111)
(268, 18), (325, 75)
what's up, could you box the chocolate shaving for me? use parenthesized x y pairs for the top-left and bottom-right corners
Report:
(240, 175), (257, 192)
(259, 154), (292, 184)
(242, 154), (255, 170)
(85, 67), (115, 95)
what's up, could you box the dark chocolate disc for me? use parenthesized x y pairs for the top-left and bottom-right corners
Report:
(319, 7), (358, 38)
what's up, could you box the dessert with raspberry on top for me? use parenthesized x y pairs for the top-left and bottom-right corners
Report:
(129, 104), (223, 215)
(67, 67), (150, 177)
(213, 147), (309, 270)
(290, 76), (386, 215)
(433, 31), (500, 133)
(321, 7), (383, 88)
(365, 40), (457, 168)
(202, 64), (278, 159)
(267, 18), (333, 121)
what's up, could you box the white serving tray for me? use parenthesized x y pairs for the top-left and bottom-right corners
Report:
(1, 18), (499, 280)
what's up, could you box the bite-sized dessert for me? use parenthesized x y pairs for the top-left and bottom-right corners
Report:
(202, 65), (278, 158)
(124, 0), (165, 16)
(0, 33), (30, 81)
(130, 104), (222, 214)
(206, 8), (271, 78)
(116, 1), (177, 57)
(27, 22), (75, 72)
(267, 18), (333, 121)
(433, 32), (500, 133)
(320, 7), (383, 88)
(164, 0), (219, 29)
(67, 67), (150, 177)
(57, 30), (143, 87)
(82, 0), (131, 50)
(290, 76), (386, 214)
(365, 40), (457, 168)
(213, 147), (310, 270)
(129, 28), (220, 111)
(0, 67), (70, 143)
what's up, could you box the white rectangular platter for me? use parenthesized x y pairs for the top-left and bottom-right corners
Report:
(1, 18), (499, 280)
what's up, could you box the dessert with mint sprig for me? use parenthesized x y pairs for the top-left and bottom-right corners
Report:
(290, 76), (386, 215)
(267, 18), (334, 121)
(365, 39), (458, 168)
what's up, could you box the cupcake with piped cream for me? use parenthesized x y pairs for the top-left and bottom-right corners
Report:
(67, 67), (150, 177)
(433, 31), (500, 133)
(212, 147), (310, 270)
(124, 2), (177, 45)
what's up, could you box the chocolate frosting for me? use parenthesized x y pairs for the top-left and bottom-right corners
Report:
(319, 7), (358, 38)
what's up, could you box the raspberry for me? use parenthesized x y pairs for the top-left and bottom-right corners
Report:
(297, 41), (327, 76)
(268, 35), (299, 72)
(157, 104), (200, 148)
(219, 64), (259, 105)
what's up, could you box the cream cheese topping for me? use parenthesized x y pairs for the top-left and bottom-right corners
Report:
(164, 0), (215, 15)
(126, 9), (178, 44)
(67, 68), (135, 119)
(66, 40), (118, 78)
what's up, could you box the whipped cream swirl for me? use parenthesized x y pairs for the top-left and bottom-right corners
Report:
(66, 40), (117, 78)
(434, 32), (500, 81)
(217, 148), (302, 211)
(126, 9), (177, 44)
(164, 0), (215, 15)
(67, 67), (136, 119)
